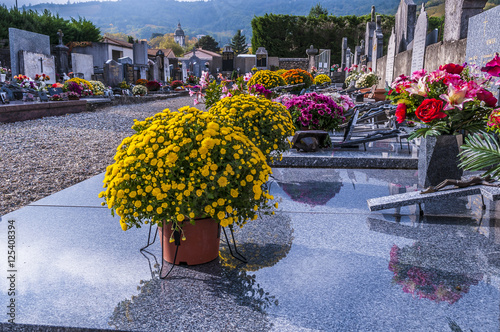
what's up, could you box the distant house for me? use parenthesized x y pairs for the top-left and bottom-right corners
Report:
(181, 48), (222, 76)
(71, 36), (134, 70)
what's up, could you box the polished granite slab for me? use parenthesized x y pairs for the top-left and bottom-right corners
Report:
(2, 168), (500, 331)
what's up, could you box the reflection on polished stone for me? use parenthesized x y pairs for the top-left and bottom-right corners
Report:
(3, 169), (500, 331)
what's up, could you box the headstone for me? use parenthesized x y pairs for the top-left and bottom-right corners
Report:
(151, 60), (160, 81)
(118, 56), (133, 65)
(222, 45), (234, 72)
(18, 51), (56, 84)
(410, 4), (428, 74)
(48, 87), (63, 96)
(354, 46), (362, 66)
(372, 16), (384, 73)
(394, 0), (417, 53)
(385, 27), (397, 87)
(54, 29), (69, 78)
(9, 28), (51, 77)
(364, 9), (376, 61)
(360, 55), (368, 66)
(71, 53), (94, 81)
(426, 28), (439, 46)
(103, 59), (123, 87)
(466, 6), (500, 83)
(444, 0), (488, 42)
(118, 57), (134, 84)
(256, 47), (268, 69)
(341, 38), (348, 70)
(345, 48), (352, 70)
(133, 41), (148, 65)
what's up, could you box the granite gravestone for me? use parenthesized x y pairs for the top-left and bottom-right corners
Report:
(341, 38), (348, 70)
(394, 0), (417, 53)
(54, 29), (69, 77)
(222, 45), (234, 72)
(118, 57), (134, 84)
(103, 59), (123, 87)
(385, 27), (397, 87)
(345, 48), (352, 70)
(354, 45), (362, 66)
(371, 16), (384, 73)
(466, 5), (500, 100)
(364, 6), (376, 61)
(71, 53), (94, 81)
(9, 28), (51, 77)
(466, 5), (500, 69)
(18, 51), (56, 84)
(426, 28), (439, 46)
(444, 0), (488, 42)
(256, 47), (268, 69)
(410, 4), (428, 74)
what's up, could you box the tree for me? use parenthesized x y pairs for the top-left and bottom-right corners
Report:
(309, 3), (329, 17)
(230, 30), (248, 55)
(149, 34), (184, 56)
(195, 35), (220, 53)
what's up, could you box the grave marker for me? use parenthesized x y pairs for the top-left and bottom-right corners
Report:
(256, 47), (268, 69)
(385, 27), (396, 87)
(71, 53), (94, 81)
(444, 0), (488, 42)
(394, 0), (417, 53)
(103, 59), (123, 87)
(222, 45), (234, 72)
(410, 4), (428, 74)
(18, 51), (56, 84)
(466, 5), (500, 69)
(9, 28), (51, 77)
(364, 6), (376, 61)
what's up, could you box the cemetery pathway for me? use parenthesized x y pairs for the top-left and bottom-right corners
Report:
(0, 96), (195, 216)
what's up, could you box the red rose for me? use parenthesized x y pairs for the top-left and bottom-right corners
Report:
(439, 63), (464, 75)
(415, 99), (447, 123)
(395, 103), (407, 123)
(476, 88), (498, 107)
(481, 53), (500, 77)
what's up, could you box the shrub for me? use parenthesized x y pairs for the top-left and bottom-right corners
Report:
(146, 80), (161, 91)
(281, 69), (313, 89)
(313, 74), (332, 85)
(247, 70), (286, 90)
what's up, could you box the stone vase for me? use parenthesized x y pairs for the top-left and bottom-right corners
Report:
(418, 134), (463, 188)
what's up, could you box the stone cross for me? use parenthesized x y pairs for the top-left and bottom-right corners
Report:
(371, 5), (375, 22)
(39, 57), (44, 72)
(57, 29), (63, 46)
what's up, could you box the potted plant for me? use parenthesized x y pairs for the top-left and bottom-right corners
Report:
(145, 80), (161, 91)
(313, 74), (332, 86)
(1, 67), (10, 82)
(284, 92), (349, 131)
(99, 106), (277, 265)
(247, 70), (286, 90)
(387, 63), (497, 187)
(132, 84), (147, 96)
(209, 94), (295, 161)
(281, 68), (313, 92)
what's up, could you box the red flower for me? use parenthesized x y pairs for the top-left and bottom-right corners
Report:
(476, 88), (498, 107)
(439, 63), (464, 75)
(481, 53), (500, 77)
(415, 99), (447, 123)
(395, 103), (407, 123)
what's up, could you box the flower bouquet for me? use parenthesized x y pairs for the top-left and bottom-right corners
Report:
(67, 91), (80, 100)
(284, 92), (347, 131)
(388, 63), (497, 139)
(100, 106), (276, 235)
(355, 71), (379, 88)
(136, 79), (148, 86)
(49, 94), (63, 101)
(171, 80), (184, 90)
(35, 73), (50, 82)
(90, 80), (106, 96)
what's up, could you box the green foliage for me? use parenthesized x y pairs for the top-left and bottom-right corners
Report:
(309, 3), (329, 17)
(230, 30), (248, 55)
(458, 132), (500, 180)
(251, 13), (394, 64)
(0, 5), (100, 43)
(195, 35), (220, 53)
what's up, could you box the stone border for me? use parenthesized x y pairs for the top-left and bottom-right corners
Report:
(0, 100), (87, 123)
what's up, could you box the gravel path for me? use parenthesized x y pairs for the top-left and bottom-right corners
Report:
(0, 96), (196, 216)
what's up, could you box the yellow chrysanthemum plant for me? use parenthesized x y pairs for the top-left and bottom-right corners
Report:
(247, 70), (286, 90)
(281, 69), (313, 90)
(209, 94), (295, 162)
(313, 74), (332, 85)
(99, 106), (276, 239)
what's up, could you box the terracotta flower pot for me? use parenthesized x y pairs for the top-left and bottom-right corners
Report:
(158, 217), (220, 265)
